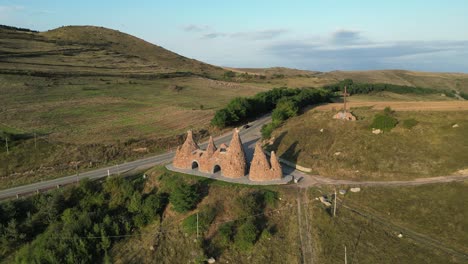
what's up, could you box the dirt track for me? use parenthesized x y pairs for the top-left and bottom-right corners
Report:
(294, 172), (468, 188)
(314, 101), (468, 111)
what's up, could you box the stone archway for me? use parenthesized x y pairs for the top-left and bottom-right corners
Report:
(212, 164), (221, 174)
(191, 161), (199, 170)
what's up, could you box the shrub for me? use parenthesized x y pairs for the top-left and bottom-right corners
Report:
(460, 92), (468, 100)
(263, 190), (279, 207)
(402, 118), (419, 129)
(182, 205), (217, 234)
(272, 99), (298, 122)
(217, 222), (235, 245)
(261, 123), (277, 139)
(370, 114), (398, 132)
(234, 219), (259, 251)
(169, 183), (200, 213)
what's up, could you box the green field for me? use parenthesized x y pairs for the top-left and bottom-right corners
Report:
(1, 25), (468, 189)
(268, 108), (468, 180)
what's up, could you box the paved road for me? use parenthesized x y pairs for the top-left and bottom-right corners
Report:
(2, 111), (467, 200)
(0, 115), (272, 200)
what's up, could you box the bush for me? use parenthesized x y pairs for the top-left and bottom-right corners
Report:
(263, 190), (279, 207)
(217, 222), (235, 245)
(182, 205), (217, 234)
(169, 183), (200, 213)
(234, 219), (259, 251)
(460, 92), (468, 100)
(272, 99), (298, 122)
(370, 113), (398, 132)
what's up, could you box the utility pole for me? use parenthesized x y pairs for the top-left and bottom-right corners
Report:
(107, 169), (110, 177)
(344, 85), (348, 113)
(333, 189), (337, 217)
(75, 163), (79, 183)
(345, 245), (347, 264)
(196, 212), (199, 239)
(5, 137), (9, 154)
(34, 132), (37, 149)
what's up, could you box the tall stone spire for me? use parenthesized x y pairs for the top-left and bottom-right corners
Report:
(173, 130), (200, 169)
(269, 151), (282, 179)
(222, 129), (247, 178)
(249, 142), (270, 181)
(205, 136), (217, 157)
(179, 130), (199, 154)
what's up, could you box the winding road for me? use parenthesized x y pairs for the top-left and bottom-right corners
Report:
(1, 112), (467, 200)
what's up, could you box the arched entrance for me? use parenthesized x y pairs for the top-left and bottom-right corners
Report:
(213, 164), (221, 174)
(191, 161), (199, 170)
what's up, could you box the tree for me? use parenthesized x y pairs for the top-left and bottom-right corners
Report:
(234, 219), (259, 251)
(170, 183), (200, 213)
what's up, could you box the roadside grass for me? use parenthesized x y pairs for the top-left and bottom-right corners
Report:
(309, 181), (468, 263)
(0, 74), (270, 188)
(268, 109), (468, 180)
(111, 167), (301, 263)
(112, 167), (467, 264)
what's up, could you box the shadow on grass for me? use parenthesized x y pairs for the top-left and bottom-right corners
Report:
(279, 140), (300, 164)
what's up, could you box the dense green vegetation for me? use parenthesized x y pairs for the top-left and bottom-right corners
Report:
(460, 92), (468, 100)
(324, 79), (457, 97)
(0, 176), (167, 263)
(211, 87), (331, 128)
(370, 107), (398, 132)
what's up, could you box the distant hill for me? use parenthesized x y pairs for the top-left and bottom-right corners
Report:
(321, 70), (468, 92)
(0, 25), (225, 78)
(232, 67), (320, 77)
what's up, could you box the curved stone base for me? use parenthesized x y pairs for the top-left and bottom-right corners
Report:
(166, 164), (293, 186)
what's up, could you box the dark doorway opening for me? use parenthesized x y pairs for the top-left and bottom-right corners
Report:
(192, 161), (199, 170)
(213, 165), (221, 174)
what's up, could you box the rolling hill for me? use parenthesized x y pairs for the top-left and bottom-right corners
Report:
(0, 24), (467, 189)
(0, 25), (225, 78)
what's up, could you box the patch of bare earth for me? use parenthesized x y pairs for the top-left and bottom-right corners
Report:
(314, 101), (468, 111)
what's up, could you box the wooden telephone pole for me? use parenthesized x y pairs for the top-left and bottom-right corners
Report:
(343, 85), (349, 113)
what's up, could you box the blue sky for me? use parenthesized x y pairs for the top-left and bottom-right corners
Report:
(1, 0), (468, 72)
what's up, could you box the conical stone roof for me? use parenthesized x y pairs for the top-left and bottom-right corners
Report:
(222, 129), (247, 178)
(179, 130), (199, 154)
(205, 136), (217, 157)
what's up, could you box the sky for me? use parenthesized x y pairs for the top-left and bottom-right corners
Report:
(1, 0), (468, 72)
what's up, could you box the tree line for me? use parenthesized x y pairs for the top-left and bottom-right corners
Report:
(211, 87), (332, 128)
(323, 79), (457, 97)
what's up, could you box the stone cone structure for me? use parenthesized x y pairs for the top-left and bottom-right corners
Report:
(173, 130), (200, 168)
(222, 129), (247, 178)
(172, 130), (283, 182)
(205, 136), (217, 157)
(249, 142), (283, 181)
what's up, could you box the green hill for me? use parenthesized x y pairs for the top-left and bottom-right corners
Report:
(0, 25), (225, 78)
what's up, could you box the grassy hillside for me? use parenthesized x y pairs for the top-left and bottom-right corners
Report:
(1, 24), (467, 188)
(267, 107), (468, 180)
(0, 25), (272, 188)
(0, 25), (225, 78)
(322, 70), (468, 93)
(1, 167), (466, 263)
